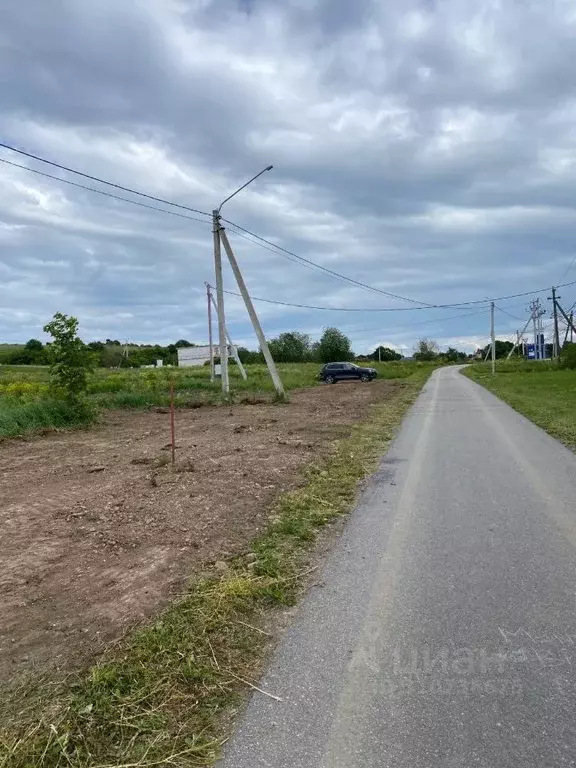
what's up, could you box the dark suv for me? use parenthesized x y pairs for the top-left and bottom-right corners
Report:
(319, 362), (378, 384)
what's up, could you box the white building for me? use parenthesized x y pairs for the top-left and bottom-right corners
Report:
(177, 345), (230, 367)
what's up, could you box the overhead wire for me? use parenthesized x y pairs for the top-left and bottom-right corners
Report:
(494, 304), (526, 322)
(558, 254), (576, 284)
(3, 141), (576, 315)
(0, 157), (212, 225)
(0, 141), (211, 217)
(221, 280), (576, 313)
(223, 218), (435, 307)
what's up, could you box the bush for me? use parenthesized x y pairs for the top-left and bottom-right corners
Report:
(560, 342), (576, 370)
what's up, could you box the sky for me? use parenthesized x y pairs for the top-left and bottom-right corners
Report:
(1, 0), (576, 355)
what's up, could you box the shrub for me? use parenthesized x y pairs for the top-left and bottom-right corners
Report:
(560, 342), (576, 370)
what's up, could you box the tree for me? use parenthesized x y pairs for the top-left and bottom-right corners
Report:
(316, 327), (354, 363)
(174, 339), (194, 348)
(560, 342), (576, 370)
(8, 338), (47, 365)
(478, 340), (515, 359)
(237, 347), (263, 364)
(268, 332), (312, 363)
(413, 338), (440, 361)
(370, 346), (402, 362)
(443, 346), (467, 363)
(100, 345), (125, 368)
(43, 313), (94, 403)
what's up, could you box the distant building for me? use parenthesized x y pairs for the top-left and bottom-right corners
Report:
(177, 345), (230, 367)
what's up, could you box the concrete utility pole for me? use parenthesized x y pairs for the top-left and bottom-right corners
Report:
(490, 301), (496, 374)
(206, 283), (215, 383)
(214, 165), (273, 397)
(549, 287), (561, 359)
(219, 226), (284, 397)
(212, 209), (229, 395)
(208, 289), (247, 380)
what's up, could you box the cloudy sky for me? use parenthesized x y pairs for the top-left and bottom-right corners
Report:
(1, 0), (576, 355)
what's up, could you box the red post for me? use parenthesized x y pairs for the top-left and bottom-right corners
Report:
(170, 379), (176, 465)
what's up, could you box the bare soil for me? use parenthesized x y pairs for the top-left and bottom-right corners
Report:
(0, 381), (396, 685)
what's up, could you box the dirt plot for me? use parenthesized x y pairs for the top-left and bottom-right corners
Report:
(0, 380), (397, 684)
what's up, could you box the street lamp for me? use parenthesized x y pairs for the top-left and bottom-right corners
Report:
(217, 165), (273, 215)
(212, 165), (274, 395)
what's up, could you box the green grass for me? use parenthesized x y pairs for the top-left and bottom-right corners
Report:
(0, 398), (96, 439)
(464, 360), (576, 450)
(0, 370), (431, 768)
(0, 362), (438, 438)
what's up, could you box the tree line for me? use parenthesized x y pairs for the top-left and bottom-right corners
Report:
(1, 326), (474, 368)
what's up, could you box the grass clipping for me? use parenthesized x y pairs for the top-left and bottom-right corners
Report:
(0, 377), (425, 767)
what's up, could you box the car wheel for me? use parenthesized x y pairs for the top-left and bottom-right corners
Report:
(360, 373), (370, 382)
(325, 375), (336, 384)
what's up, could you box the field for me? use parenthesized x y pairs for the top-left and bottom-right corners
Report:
(464, 359), (576, 450)
(0, 361), (427, 438)
(0, 361), (434, 767)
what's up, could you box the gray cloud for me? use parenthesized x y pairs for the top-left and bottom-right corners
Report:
(0, 0), (575, 353)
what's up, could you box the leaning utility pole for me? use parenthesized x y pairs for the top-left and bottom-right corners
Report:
(212, 165), (273, 397)
(490, 301), (496, 374)
(549, 286), (561, 359)
(212, 210), (229, 395)
(219, 226), (285, 397)
(507, 314), (533, 358)
(554, 300), (576, 340)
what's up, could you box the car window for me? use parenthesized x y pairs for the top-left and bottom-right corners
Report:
(329, 364), (343, 370)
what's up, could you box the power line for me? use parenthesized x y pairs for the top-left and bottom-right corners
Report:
(339, 308), (489, 335)
(222, 223), (327, 277)
(0, 141), (211, 218)
(223, 218), (435, 308)
(494, 304), (525, 322)
(3, 141), (576, 315)
(0, 157), (212, 225)
(224, 219), (576, 310)
(221, 279), (576, 313)
(559, 254), (576, 283)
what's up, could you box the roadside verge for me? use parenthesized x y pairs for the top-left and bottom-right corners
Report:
(0, 372), (430, 768)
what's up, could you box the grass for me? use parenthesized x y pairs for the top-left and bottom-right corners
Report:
(463, 360), (576, 450)
(0, 398), (96, 440)
(0, 362), (437, 438)
(0, 369), (431, 768)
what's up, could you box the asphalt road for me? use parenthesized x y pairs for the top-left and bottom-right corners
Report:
(218, 366), (576, 768)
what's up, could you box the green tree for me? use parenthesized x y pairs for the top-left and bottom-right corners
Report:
(560, 342), (576, 369)
(316, 327), (354, 363)
(100, 345), (125, 368)
(174, 339), (194, 348)
(8, 339), (47, 365)
(237, 347), (263, 364)
(370, 346), (402, 362)
(413, 338), (440, 361)
(268, 332), (312, 363)
(478, 340), (515, 359)
(443, 346), (467, 363)
(43, 313), (94, 403)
